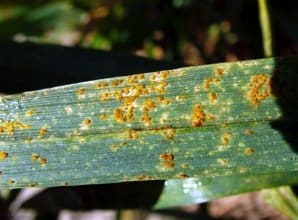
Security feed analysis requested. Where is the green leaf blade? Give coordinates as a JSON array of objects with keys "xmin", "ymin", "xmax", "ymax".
[{"xmin": 0, "ymin": 56, "xmax": 297, "ymax": 190}]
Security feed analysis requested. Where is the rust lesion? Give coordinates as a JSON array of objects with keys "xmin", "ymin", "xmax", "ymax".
[
  {"xmin": 247, "ymin": 74, "xmax": 271, "ymax": 107},
  {"xmin": 31, "ymin": 153, "xmax": 40, "ymax": 162},
  {"xmin": 39, "ymin": 127, "xmax": 48, "ymax": 137},
  {"xmin": 244, "ymin": 147, "xmax": 254, "ymax": 155},
  {"xmin": 191, "ymin": 104, "xmax": 206, "ymax": 127},
  {"xmin": 244, "ymin": 129, "xmax": 253, "ymax": 135},
  {"xmin": 178, "ymin": 172, "xmax": 188, "ymax": 179},
  {"xmin": 0, "ymin": 151, "xmax": 8, "ymax": 160},
  {"xmin": 203, "ymin": 77, "xmax": 220, "ymax": 90},
  {"xmin": 162, "ymin": 127, "xmax": 176, "ymax": 140},
  {"xmin": 215, "ymin": 68, "xmax": 224, "ymax": 76},
  {"xmin": 126, "ymin": 129, "xmax": 139, "ymax": 140},
  {"xmin": 25, "ymin": 109, "xmax": 36, "ymax": 117},
  {"xmin": 40, "ymin": 157, "xmax": 47, "ymax": 166},
  {"xmin": 159, "ymin": 152, "xmax": 175, "ymax": 169},
  {"xmin": 221, "ymin": 132, "xmax": 231, "ymax": 145},
  {"xmin": 76, "ymin": 88, "xmax": 86, "ymax": 98},
  {"xmin": 0, "ymin": 121, "xmax": 31, "ymax": 135},
  {"xmin": 209, "ymin": 92, "xmax": 217, "ymax": 103}
]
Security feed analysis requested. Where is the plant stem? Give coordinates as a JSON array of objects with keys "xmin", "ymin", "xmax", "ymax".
[{"xmin": 258, "ymin": 0, "xmax": 274, "ymax": 57}]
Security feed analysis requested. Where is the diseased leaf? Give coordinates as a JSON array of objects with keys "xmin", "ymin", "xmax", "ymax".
[{"xmin": 0, "ymin": 56, "xmax": 297, "ymax": 192}]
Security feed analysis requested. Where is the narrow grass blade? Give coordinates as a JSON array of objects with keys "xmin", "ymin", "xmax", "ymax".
[{"xmin": 0, "ymin": 56, "xmax": 297, "ymax": 191}]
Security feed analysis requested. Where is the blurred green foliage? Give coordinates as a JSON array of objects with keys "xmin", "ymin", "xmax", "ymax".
[{"xmin": 4, "ymin": 0, "xmax": 292, "ymax": 64}]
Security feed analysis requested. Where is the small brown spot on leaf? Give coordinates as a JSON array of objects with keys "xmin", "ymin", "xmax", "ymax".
[
  {"xmin": 163, "ymin": 127, "xmax": 176, "ymax": 140},
  {"xmin": 40, "ymin": 157, "xmax": 47, "ymax": 166},
  {"xmin": 31, "ymin": 153, "xmax": 40, "ymax": 161},
  {"xmin": 178, "ymin": 172, "xmax": 188, "ymax": 179},
  {"xmin": 76, "ymin": 88, "xmax": 86, "ymax": 98},
  {"xmin": 111, "ymin": 79, "xmax": 123, "ymax": 86},
  {"xmin": 203, "ymin": 77, "xmax": 220, "ymax": 90},
  {"xmin": 209, "ymin": 92, "xmax": 217, "ymax": 103},
  {"xmin": 215, "ymin": 68, "xmax": 224, "ymax": 76},
  {"xmin": 191, "ymin": 104, "xmax": 206, "ymax": 127},
  {"xmin": 94, "ymin": 81, "xmax": 107, "ymax": 89},
  {"xmin": 8, "ymin": 179, "xmax": 16, "ymax": 185},
  {"xmin": 126, "ymin": 129, "xmax": 139, "ymax": 140},
  {"xmin": 217, "ymin": 158, "xmax": 228, "ymax": 166},
  {"xmin": 39, "ymin": 127, "xmax": 48, "ymax": 137},
  {"xmin": 160, "ymin": 153, "xmax": 174, "ymax": 169},
  {"xmin": 99, "ymin": 113, "xmax": 107, "ymax": 120},
  {"xmin": 101, "ymin": 92, "xmax": 110, "ymax": 101},
  {"xmin": 110, "ymin": 144, "xmax": 118, "ymax": 152},
  {"xmin": 221, "ymin": 132, "xmax": 231, "ymax": 145},
  {"xmin": 0, "ymin": 151, "xmax": 8, "ymax": 160},
  {"xmin": 244, "ymin": 147, "xmax": 254, "ymax": 155},
  {"xmin": 81, "ymin": 118, "xmax": 92, "ymax": 129},
  {"xmin": 25, "ymin": 109, "xmax": 36, "ymax": 117},
  {"xmin": 244, "ymin": 129, "xmax": 253, "ymax": 135}
]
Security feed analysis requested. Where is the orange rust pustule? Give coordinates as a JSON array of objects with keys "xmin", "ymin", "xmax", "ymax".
[
  {"xmin": 76, "ymin": 88, "xmax": 86, "ymax": 97},
  {"xmin": 111, "ymin": 79, "xmax": 123, "ymax": 86},
  {"xmin": 99, "ymin": 113, "xmax": 107, "ymax": 120},
  {"xmin": 191, "ymin": 104, "xmax": 206, "ymax": 127},
  {"xmin": 0, "ymin": 121, "xmax": 31, "ymax": 135},
  {"xmin": 203, "ymin": 77, "xmax": 220, "ymax": 90},
  {"xmin": 25, "ymin": 109, "xmax": 36, "ymax": 117},
  {"xmin": 215, "ymin": 68, "xmax": 224, "ymax": 76},
  {"xmin": 94, "ymin": 81, "xmax": 107, "ymax": 89},
  {"xmin": 247, "ymin": 74, "xmax": 270, "ymax": 107},
  {"xmin": 244, "ymin": 147, "xmax": 254, "ymax": 155},
  {"xmin": 40, "ymin": 157, "xmax": 47, "ymax": 166},
  {"xmin": 209, "ymin": 92, "xmax": 217, "ymax": 103},
  {"xmin": 221, "ymin": 132, "xmax": 231, "ymax": 145},
  {"xmin": 244, "ymin": 129, "xmax": 253, "ymax": 135},
  {"xmin": 39, "ymin": 127, "xmax": 48, "ymax": 137},
  {"xmin": 126, "ymin": 129, "xmax": 139, "ymax": 140},
  {"xmin": 178, "ymin": 172, "xmax": 188, "ymax": 179},
  {"xmin": 160, "ymin": 153, "xmax": 175, "ymax": 169},
  {"xmin": 114, "ymin": 108, "xmax": 126, "ymax": 123},
  {"xmin": 110, "ymin": 144, "xmax": 118, "ymax": 152},
  {"xmin": 82, "ymin": 118, "xmax": 92, "ymax": 127},
  {"xmin": 0, "ymin": 151, "xmax": 8, "ymax": 160},
  {"xmin": 163, "ymin": 127, "xmax": 176, "ymax": 140},
  {"xmin": 31, "ymin": 153, "xmax": 40, "ymax": 161}
]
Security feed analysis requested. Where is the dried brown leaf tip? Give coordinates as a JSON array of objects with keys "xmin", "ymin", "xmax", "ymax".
[
  {"xmin": 191, "ymin": 104, "xmax": 206, "ymax": 127},
  {"xmin": 160, "ymin": 153, "xmax": 175, "ymax": 169},
  {"xmin": 247, "ymin": 74, "xmax": 271, "ymax": 107}
]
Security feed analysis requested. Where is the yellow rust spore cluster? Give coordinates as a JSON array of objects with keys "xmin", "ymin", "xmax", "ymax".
[
  {"xmin": 0, "ymin": 151, "xmax": 8, "ymax": 160},
  {"xmin": 221, "ymin": 132, "xmax": 231, "ymax": 145},
  {"xmin": 191, "ymin": 104, "xmax": 206, "ymax": 127},
  {"xmin": 159, "ymin": 152, "xmax": 175, "ymax": 169},
  {"xmin": 247, "ymin": 74, "xmax": 271, "ymax": 107},
  {"xmin": 93, "ymin": 71, "xmax": 172, "ymax": 128},
  {"xmin": 0, "ymin": 121, "xmax": 31, "ymax": 135}
]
